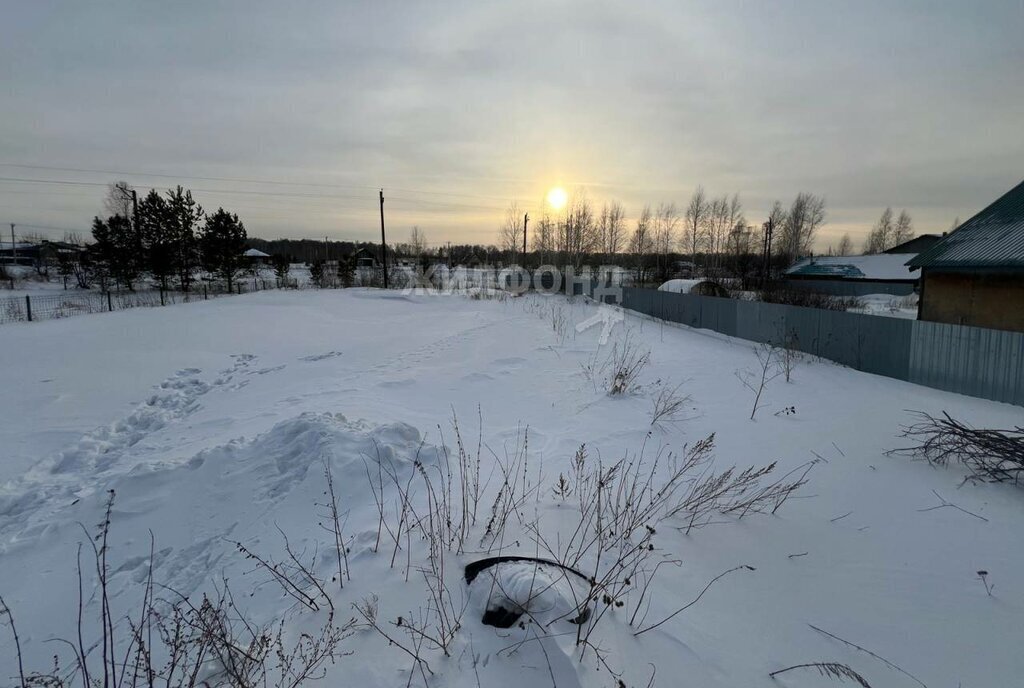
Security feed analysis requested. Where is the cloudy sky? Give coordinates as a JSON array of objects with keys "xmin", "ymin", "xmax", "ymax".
[{"xmin": 2, "ymin": 0, "xmax": 1022, "ymax": 250}]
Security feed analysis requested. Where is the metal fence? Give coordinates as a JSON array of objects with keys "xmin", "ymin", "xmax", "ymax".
[
  {"xmin": 619, "ymin": 287, "xmax": 1024, "ymax": 406},
  {"xmin": 0, "ymin": 278, "xmax": 291, "ymax": 325}
]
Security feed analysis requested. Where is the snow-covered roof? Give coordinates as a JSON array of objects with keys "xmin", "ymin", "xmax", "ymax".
[
  {"xmin": 657, "ymin": 279, "xmax": 705, "ymax": 294},
  {"xmin": 242, "ymin": 248, "xmax": 271, "ymax": 258},
  {"xmin": 786, "ymin": 253, "xmax": 918, "ymax": 281}
]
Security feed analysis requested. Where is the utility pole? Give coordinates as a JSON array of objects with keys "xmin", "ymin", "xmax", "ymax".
[
  {"xmin": 761, "ymin": 216, "xmax": 774, "ymax": 286},
  {"xmin": 522, "ymin": 213, "xmax": 528, "ymax": 259},
  {"xmin": 379, "ymin": 189, "xmax": 389, "ymax": 289},
  {"xmin": 324, "ymin": 236, "xmax": 329, "ymax": 262},
  {"xmin": 9, "ymin": 224, "xmax": 15, "ymax": 264},
  {"xmin": 131, "ymin": 188, "xmax": 141, "ymax": 264}
]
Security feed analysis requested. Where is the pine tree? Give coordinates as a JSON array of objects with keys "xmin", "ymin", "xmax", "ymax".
[
  {"xmin": 337, "ymin": 255, "xmax": 355, "ymax": 288},
  {"xmin": 309, "ymin": 259, "xmax": 326, "ymax": 287},
  {"xmin": 165, "ymin": 186, "xmax": 204, "ymax": 291},
  {"xmin": 91, "ymin": 215, "xmax": 140, "ymax": 290},
  {"xmin": 199, "ymin": 208, "xmax": 247, "ymax": 291},
  {"xmin": 138, "ymin": 190, "xmax": 176, "ymax": 290},
  {"xmin": 272, "ymin": 254, "xmax": 291, "ymax": 286}
]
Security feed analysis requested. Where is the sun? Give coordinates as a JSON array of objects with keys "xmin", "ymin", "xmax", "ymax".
[{"xmin": 546, "ymin": 186, "xmax": 568, "ymax": 211}]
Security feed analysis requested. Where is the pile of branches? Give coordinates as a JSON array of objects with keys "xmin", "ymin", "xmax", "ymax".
[{"xmin": 892, "ymin": 411, "xmax": 1024, "ymax": 485}]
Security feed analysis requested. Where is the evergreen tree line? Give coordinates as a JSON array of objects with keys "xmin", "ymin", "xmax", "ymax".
[{"xmin": 85, "ymin": 183, "xmax": 248, "ymax": 292}]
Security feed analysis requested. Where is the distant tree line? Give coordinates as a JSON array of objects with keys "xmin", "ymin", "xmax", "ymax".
[{"xmin": 495, "ymin": 189, "xmax": 828, "ymax": 286}]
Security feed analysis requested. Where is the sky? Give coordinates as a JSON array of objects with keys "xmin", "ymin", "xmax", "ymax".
[{"xmin": 2, "ymin": 0, "xmax": 1023, "ymax": 251}]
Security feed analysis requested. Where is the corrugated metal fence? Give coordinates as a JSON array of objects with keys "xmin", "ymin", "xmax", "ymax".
[{"xmin": 619, "ymin": 287, "xmax": 1024, "ymax": 406}]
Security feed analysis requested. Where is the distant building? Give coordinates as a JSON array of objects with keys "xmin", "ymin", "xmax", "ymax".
[
  {"xmin": 883, "ymin": 234, "xmax": 942, "ymax": 255},
  {"xmin": 0, "ymin": 241, "xmax": 42, "ymax": 266},
  {"xmin": 784, "ymin": 252, "xmax": 920, "ymax": 296},
  {"xmin": 908, "ymin": 179, "xmax": 1024, "ymax": 332},
  {"xmin": 1, "ymin": 240, "xmax": 85, "ymax": 268},
  {"xmin": 671, "ymin": 260, "xmax": 696, "ymax": 278}
]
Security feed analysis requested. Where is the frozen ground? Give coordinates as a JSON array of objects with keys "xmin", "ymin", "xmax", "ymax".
[{"xmin": 0, "ymin": 288, "xmax": 1021, "ymax": 687}]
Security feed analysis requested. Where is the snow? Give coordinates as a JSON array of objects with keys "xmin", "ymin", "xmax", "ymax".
[
  {"xmin": 786, "ymin": 253, "xmax": 918, "ymax": 281},
  {"xmin": 851, "ymin": 293, "xmax": 919, "ymax": 319},
  {"xmin": 243, "ymin": 248, "xmax": 271, "ymax": 258},
  {"xmin": 1, "ymin": 289, "xmax": 1022, "ymax": 687}
]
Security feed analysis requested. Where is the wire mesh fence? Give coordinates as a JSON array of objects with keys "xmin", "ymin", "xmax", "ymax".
[{"xmin": 0, "ymin": 277, "xmax": 295, "ymax": 325}]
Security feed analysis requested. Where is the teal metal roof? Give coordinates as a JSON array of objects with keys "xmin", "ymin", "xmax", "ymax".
[
  {"xmin": 788, "ymin": 262, "xmax": 864, "ymax": 278},
  {"xmin": 908, "ymin": 179, "xmax": 1024, "ymax": 270}
]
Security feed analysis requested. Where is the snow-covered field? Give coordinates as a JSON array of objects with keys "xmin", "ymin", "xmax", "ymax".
[{"xmin": 1, "ymin": 289, "xmax": 1021, "ymax": 687}]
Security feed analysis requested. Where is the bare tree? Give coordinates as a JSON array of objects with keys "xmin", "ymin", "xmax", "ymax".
[
  {"xmin": 708, "ymin": 193, "xmax": 744, "ymax": 275},
  {"xmin": 409, "ymin": 226, "xmax": 428, "ymax": 258},
  {"xmin": 683, "ymin": 187, "xmax": 708, "ymax": 268},
  {"xmin": 630, "ymin": 204, "xmax": 654, "ymax": 283},
  {"xmin": 893, "ymin": 210, "xmax": 913, "ymax": 246},
  {"xmin": 653, "ymin": 202, "xmax": 680, "ymax": 280},
  {"xmin": 777, "ymin": 192, "xmax": 825, "ymax": 264},
  {"xmin": 702, "ymin": 196, "xmax": 726, "ymax": 274},
  {"xmin": 103, "ymin": 181, "xmax": 134, "ymax": 220},
  {"xmin": 863, "ymin": 207, "xmax": 894, "ymax": 254},
  {"xmin": 532, "ymin": 213, "xmax": 556, "ymax": 262},
  {"xmin": 727, "ymin": 221, "xmax": 755, "ymax": 282},
  {"xmin": 835, "ymin": 233, "xmax": 853, "ymax": 256},
  {"xmin": 498, "ymin": 202, "xmax": 522, "ymax": 262},
  {"xmin": 598, "ymin": 201, "xmax": 626, "ymax": 256},
  {"xmin": 558, "ymin": 191, "xmax": 598, "ymax": 269}
]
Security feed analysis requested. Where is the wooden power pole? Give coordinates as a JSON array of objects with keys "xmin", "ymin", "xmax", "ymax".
[
  {"xmin": 522, "ymin": 213, "xmax": 528, "ymax": 259},
  {"xmin": 9, "ymin": 224, "xmax": 15, "ymax": 264},
  {"xmin": 379, "ymin": 189, "xmax": 389, "ymax": 289},
  {"xmin": 131, "ymin": 189, "xmax": 141, "ymax": 259}
]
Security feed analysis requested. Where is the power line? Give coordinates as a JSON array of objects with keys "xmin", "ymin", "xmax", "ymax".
[
  {"xmin": 0, "ymin": 162, "xmax": 529, "ymax": 203},
  {"xmin": 0, "ymin": 175, "xmax": 527, "ymax": 212}
]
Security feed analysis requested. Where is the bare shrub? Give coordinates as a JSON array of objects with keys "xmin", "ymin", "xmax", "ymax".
[
  {"xmin": 479, "ymin": 425, "xmax": 536, "ymax": 553},
  {"xmin": 775, "ymin": 327, "xmax": 801, "ymax": 383},
  {"xmin": 3, "ymin": 491, "xmax": 352, "ymax": 688},
  {"xmin": 233, "ymin": 525, "xmax": 336, "ymax": 614},
  {"xmin": 526, "ymin": 434, "xmax": 808, "ymax": 659},
  {"xmin": 736, "ymin": 343, "xmax": 783, "ymax": 419},
  {"xmin": 758, "ymin": 286, "xmax": 861, "ymax": 311},
  {"xmin": 353, "ymin": 596, "xmax": 433, "ymax": 681},
  {"xmin": 550, "ymin": 304, "xmax": 567, "ymax": 340},
  {"xmin": 650, "ymin": 381, "xmax": 692, "ymax": 426},
  {"xmin": 607, "ymin": 331, "xmax": 650, "ymax": 395},
  {"xmin": 318, "ymin": 461, "xmax": 350, "ymax": 589},
  {"xmin": 890, "ymin": 411, "xmax": 1024, "ymax": 485}
]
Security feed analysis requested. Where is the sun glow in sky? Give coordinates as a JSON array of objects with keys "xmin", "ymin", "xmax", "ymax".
[
  {"xmin": 2, "ymin": 2, "xmax": 1022, "ymax": 248},
  {"xmin": 546, "ymin": 187, "xmax": 568, "ymax": 211}
]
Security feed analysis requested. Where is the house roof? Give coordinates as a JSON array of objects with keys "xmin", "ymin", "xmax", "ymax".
[
  {"xmin": 883, "ymin": 234, "xmax": 941, "ymax": 255},
  {"xmin": 242, "ymin": 248, "xmax": 270, "ymax": 258},
  {"xmin": 908, "ymin": 179, "xmax": 1024, "ymax": 270},
  {"xmin": 786, "ymin": 253, "xmax": 918, "ymax": 281}
]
